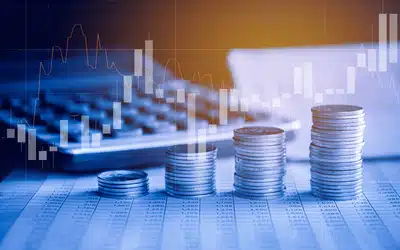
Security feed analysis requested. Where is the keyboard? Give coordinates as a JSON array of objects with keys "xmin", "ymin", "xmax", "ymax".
[{"xmin": 0, "ymin": 64, "xmax": 299, "ymax": 172}]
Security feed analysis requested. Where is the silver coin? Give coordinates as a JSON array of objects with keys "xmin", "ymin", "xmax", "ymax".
[
  {"xmin": 310, "ymin": 148, "xmax": 363, "ymax": 156},
  {"xmin": 165, "ymin": 171, "xmax": 215, "ymax": 178},
  {"xmin": 310, "ymin": 178, "xmax": 363, "ymax": 188},
  {"xmin": 98, "ymin": 181, "xmax": 148, "ymax": 190},
  {"xmin": 310, "ymin": 153, "xmax": 362, "ymax": 161},
  {"xmin": 166, "ymin": 163, "xmax": 216, "ymax": 171},
  {"xmin": 166, "ymin": 187, "xmax": 216, "ymax": 196},
  {"xmin": 233, "ymin": 181, "xmax": 285, "ymax": 190},
  {"xmin": 98, "ymin": 185, "xmax": 149, "ymax": 194},
  {"xmin": 234, "ymin": 146, "xmax": 286, "ymax": 155},
  {"xmin": 166, "ymin": 152, "xmax": 217, "ymax": 159},
  {"xmin": 234, "ymin": 140, "xmax": 285, "ymax": 147},
  {"xmin": 310, "ymin": 152, "xmax": 363, "ymax": 160},
  {"xmin": 98, "ymin": 189, "xmax": 148, "ymax": 197},
  {"xmin": 313, "ymin": 113, "xmax": 365, "ymax": 121},
  {"xmin": 312, "ymin": 105, "xmax": 364, "ymax": 115},
  {"xmin": 311, "ymin": 188, "xmax": 363, "ymax": 197},
  {"xmin": 310, "ymin": 158, "xmax": 363, "ymax": 166},
  {"xmin": 166, "ymin": 164, "xmax": 215, "ymax": 172},
  {"xmin": 309, "ymin": 147, "xmax": 363, "ymax": 156},
  {"xmin": 166, "ymin": 179, "xmax": 215, "ymax": 187},
  {"xmin": 310, "ymin": 166, "xmax": 363, "ymax": 175},
  {"xmin": 311, "ymin": 135, "xmax": 364, "ymax": 143},
  {"xmin": 166, "ymin": 164, "xmax": 216, "ymax": 171},
  {"xmin": 166, "ymin": 184, "xmax": 216, "ymax": 192},
  {"xmin": 167, "ymin": 143, "xmax": 217, "ymax": 156},
  {"xmin": 235, "ymin": 157, "xmax": 286, "ymax": 165},
  {"xmin": 311, "ymin": 185, "xmax": 363, "ymax": 194},
  {"xmin": 311, "ymin": 132, "xmax": 365, "ymax": 140},
  {"xmin": 166, "ymin": 190, "xmax": 216, "ymax": 199},
  {"xmin": 311, "ymin": 133, "xmax": 364, "ymax": 142},
  {"xmin": 234, "ymin": 179, "xmax": 284, "ymax": 188},
  {"xmin": 166, "ymin": 182, "xmax": 215, "ymax": 191},
  {"xmin": 166, "ymin": 165, "xmax": 215, "ymax": 173},
  {"xmin": 311, "ymin": 139, "xmax": 365, "ymax": 148},
  {"xmin": 234, "ymin": 173, "xmax": 283, "ymax": 183},
  {"xmin": 166, "ymin": 152, "xmax": 217, "ymax": 160},
  {"xmin": 312, "ymin": 115, "xmax": 366, "ymax": 122},
  {"xmin": 234, "ymin": 183, "xmax": 285, "ymax": 192},
  {"xmin": 234, "ymin": 190, "xmax": 285, "ymax": 200},
  {"xmin": 165, "ymin": 174, "xmax": 215, "ymax": 183},
  {"xmin": 234, "ymin": 126, "xmax": 285, "ymax": 137},
  {"xmin": 311, "ymin": 172, "xmax": 363, "ymax": 182},
  {"xmin": 311, "ymin": 126, "xmax": 365, "ymax": 134},
  {"xmin": 235, "ymin": 172, "xmax": 285, "ymax": 181},
  {"xmin": 310, "ymin": 156, "xmax": 362, "ymax": 164},
  {"xmin": 98, "ymin": 192, "xmax": 149, "ymax": 199},
  {"xmin": 235, "ymin": 164, "xmax": 286, "ymax": 173},
  {"xmin": 311, "ymin": 190, "xmax": 363, "ymax": 201},
  {"xmin": 235, "ymin": 152, "xmax": 286, "ymax": 159},
  {"xmin": 97, "ymin": 179, "xmax": 149, "ymax": 188},
  {"xmin": 312, "ymin": 124, "xmax": 366, "ymax": 132},
  {"xmin": 97, "ymin": 170, "xmax": 148, "ymax": 185},
  {"xmin": 165, "ymin": 176, "xmax": 215, "ymax": 185},
  {"xmin": 310, "ymin": 142, "xmax": 364, "ymax": 151},
  {"xmin": 312, "ymin": 116, "xmax": 366, "ymax": 124},
  {"xmin": 235, "ymin": 154, "xmax": 286, "ymax": 163},
  {"xmin": 234, "ymin": 142, "xmax": 285, "ymax": 149},
  {"xmin": 310, "ymin": 164, "xmax": 363, "ymax": 171}
]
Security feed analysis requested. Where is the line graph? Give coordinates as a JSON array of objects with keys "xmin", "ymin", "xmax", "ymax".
[{"xmin": 32, "ymin": 24, "xmax": 216, "ymax": 125}]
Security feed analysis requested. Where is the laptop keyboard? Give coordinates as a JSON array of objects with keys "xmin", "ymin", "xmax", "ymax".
[{"xmin": 0, "ymin": 79, "xmax": 298, "ymax": 170}]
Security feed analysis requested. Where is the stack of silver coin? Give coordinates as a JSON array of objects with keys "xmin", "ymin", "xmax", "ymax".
[
  {"xmin": 310, "ymin": 105, "xmax": 365, "ymax": 200},
  {"xmin": 233, "ymin": 127, "xmax": 287, "ymax": 200},
  {"xmin": 97, "ymin": 170, "xmax": 149, "ymax": 198},
  {"xmin": 165, "ymin": 144, "xmax": 217, "ymax": 198}
]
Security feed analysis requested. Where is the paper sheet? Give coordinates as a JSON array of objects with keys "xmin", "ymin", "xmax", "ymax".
[{"xmin": 0, "ymin": 158, "xmax": 399, "ymax": 250}]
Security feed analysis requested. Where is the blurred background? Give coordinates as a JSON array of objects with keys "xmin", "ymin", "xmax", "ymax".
[{"xmin": 1, "ymin": 0, "xmax": 400, "ymax": 88}]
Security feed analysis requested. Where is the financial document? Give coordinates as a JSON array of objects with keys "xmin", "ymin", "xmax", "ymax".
[{"xmin": 0, "ymin": 158, "xmax": 399, "ymax": 250}]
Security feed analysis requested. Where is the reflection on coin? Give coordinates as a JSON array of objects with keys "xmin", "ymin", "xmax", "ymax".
[
  {"xmin": 166, "ymin": 143, "xmax": 217, "ymax": 198},
  {"xmin": 98, "ymin": 170, "xmax": 148, "ymax": 185},
  {"xmin": 310, "ymin": 105, "xmax": 365, "ymax": 201},
  {"xmin": 97, "ymin": 170, "xmax": 149, "ymax": 198},
  {"xmin": 233, "ymin": 126, "xmax": 287, "ymax": 200}
]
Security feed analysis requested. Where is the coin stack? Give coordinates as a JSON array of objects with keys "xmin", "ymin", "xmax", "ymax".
[
  {"xmin": 310, "ymin": 105, "xmax": 366, "ymax": 200},
  {"xmin": 233, "ymin": 127, "xmax": 287, "ymax": 200},
  {"xmin": 97, "ymin": 170, "xmax": 149, "ymax": 198},
  {"xmin": 165, "ymin": 144, "xmax": 217, "ymax": 198}
]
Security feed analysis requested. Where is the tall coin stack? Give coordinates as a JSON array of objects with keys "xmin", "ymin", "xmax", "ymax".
[
  {"xmin": 310, "ymin": 105, "xmax": 365, "ymax": 200},
  {"xmin": 233, "ymin": 127, "xmax": 287, "ymax": 200},
  {"xmin": 97, "ymin": 170, "xmax": 149, "ymax": 198},
  {"xmin": 165, "ymin": 144, "xmax": 217, "ymax": 198}
]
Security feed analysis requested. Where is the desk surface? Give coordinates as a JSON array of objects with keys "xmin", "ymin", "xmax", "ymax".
[{"xmin": 0, "ymin": 158, "xmax": 400, "ymax": 250}]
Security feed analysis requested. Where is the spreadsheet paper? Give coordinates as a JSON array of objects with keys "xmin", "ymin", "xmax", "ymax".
[{"xmin": 0, "ymin": 158, "xmax": 399, "ymax": 250}]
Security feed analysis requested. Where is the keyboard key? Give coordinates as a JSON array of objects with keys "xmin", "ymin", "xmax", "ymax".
[
  {"xmin": 121, "ymin": 107, "xmax": 139, "ymax": 125},
  {"xmin": 144, "ymin": 103, "xmax": 171, "ymax": 119},
  {"xmin": 165, "ymin": 111, "xmax": 187, "ymax": 123},
  {"xmin": 176, "ymin": 119, "xmax": 209, "ymax": 131},
  {"xmin": 135, "ymin": 114, "xmax": 157, "ymax": 126},
  {"xmin": 65, "ymin": 103, "xmax": 91, "ymax": 116},
  {"xmin": 143, "ymin": 121, "xmax": 176, "ymax": 134}
]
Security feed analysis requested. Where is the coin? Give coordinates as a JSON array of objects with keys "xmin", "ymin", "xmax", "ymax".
[
  {"xmin": 165, "ymin": 143, "xmax": 217, "ymax": 199},
  {"xmin": 97, "ymin": 170, "xmax": 148, "ymax": 185}
]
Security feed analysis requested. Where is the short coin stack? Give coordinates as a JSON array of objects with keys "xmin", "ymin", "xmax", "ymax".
[
  {"xmin": 310, "ymin": 105, "xmax": 366, "ymax": 200},
  {"xmin": 233, "ymin": 127, "xmax": 287, "ymax": 200},
  {"xmin": 97, "ymin": 170, "xmax": 149, "ymax": 198},
  {"xmin": 165, "ymin": 144, "xmax": 217, "ymax": 198}
]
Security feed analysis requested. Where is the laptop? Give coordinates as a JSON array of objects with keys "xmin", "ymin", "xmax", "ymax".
[
  {"xmin": 0, "ymin": 51, "xmax": 299, "ymax": 172},
  {"xmin": 228, "ymin": 43, "xmax": 400, "ymax": 160}
]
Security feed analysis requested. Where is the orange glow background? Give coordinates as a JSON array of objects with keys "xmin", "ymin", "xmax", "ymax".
[
  {"xmin": 116, "ymin": 0, "xmax": 399, "ymax": 88},
  {"xmin": 4, "ymin": 0, "xmax": 398, "ymax": 88}
]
